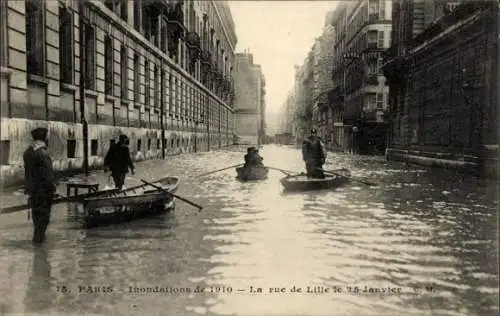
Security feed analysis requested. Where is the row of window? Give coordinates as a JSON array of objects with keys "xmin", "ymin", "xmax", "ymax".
[
  {"xmin": 0, "ymin": 135, "xmax": 222, "ymax": 165},
  {"xmin": 346, "ymin": 0, "xmax": 386, "ymax": 44},
  {"xmin": 22, "ymin": 1, "xmax": 232, "ymax": 109},
  {"xmin": 119, "ymin": 0, "xmax": 233, "ymax": 87}
]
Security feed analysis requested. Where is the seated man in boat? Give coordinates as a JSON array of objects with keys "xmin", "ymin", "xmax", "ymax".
[
  {"xmin": 104, "ymin": 134, "xmax": 135, "ymax": 190},
  {"xmin": 243, "ymin": 147, "xmax": 264, "ymax": 168},
  {"xmin": 302, "ymin": 128, "xmax": 326, "ymax": 178},
  {"xmin": 244, "ymin": 147, "xmax": 254, "ymax": 168}
]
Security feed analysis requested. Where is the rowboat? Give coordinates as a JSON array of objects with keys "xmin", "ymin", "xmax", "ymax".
[
  {"xmin": 280, "ymin": 168, "xmax": 351, "ymax": 192},
  {"xmin": 236, "ymin": 166, "xmax": 269, "ymax": 181},
  {"xmin": 81, "ymin": 177, "xmax": 179, "ymax": 228}
]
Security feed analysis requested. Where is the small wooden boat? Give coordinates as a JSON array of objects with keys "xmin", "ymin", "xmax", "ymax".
[
  {"xmin": 280, "ymin": 168, "xmax": 351, "ymax": 192},
  {"xmin": 236, "ymin": 166, "xmax": 269, "ymax": 181},
  {"xmin": 81, "ymin": 177, "xmax": 179, "ymax": 227}
]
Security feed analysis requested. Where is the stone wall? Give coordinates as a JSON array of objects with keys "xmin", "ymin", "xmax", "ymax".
[
  {"xmin": 385, "ymin": 3, "xmax": 498, "ymax": 177},
  {"xmin": 0, "ymin": 117, "xmax": 223, "ymax": 187}
]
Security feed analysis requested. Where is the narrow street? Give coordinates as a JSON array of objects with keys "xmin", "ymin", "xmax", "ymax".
[{"xmin": 0, "ymin": 145, "xmax": 497, "ymax": 316}]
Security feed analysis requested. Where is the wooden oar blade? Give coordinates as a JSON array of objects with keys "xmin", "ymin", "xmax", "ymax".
[
  {"xmin": 140, "ymin": 179, "xmax": 203, "ymax": 210},
  {"xmin": 196, "ymin": 163, "xmax": 243, "ymax": 177},
  {"xmin": 1, "ymin": 189, "xmax": 120, "ymax": 215},
  {"xmin": 267, "ymin": 166, "xmax": 300, "ymax": 176},
  {"xmin": 322, "ymin": 169, "xmax": 377, "ymax": 186}
]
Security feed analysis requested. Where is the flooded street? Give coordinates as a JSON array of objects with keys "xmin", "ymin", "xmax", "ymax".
[{"xmin": 0, "ymin": 145, "xmax": 498, "ymax": 316}]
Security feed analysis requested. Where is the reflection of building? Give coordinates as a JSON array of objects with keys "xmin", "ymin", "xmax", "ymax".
[
  {"xmin": 383, "ymin": 1, "xmax": 498, "ymax": 176},
  {"xmin": 233, "ymin": 53, "xmax": 265, "ymax": 145},
  {"xmin": 0, "ymin": 0, "xmax": 237, "ymax": 186}
]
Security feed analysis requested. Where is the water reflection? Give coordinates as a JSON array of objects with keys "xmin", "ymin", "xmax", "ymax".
[
  {"xmin": 24, "ymin": 246, "xmax": 53, "ymax": 313},
  {"xmin": 0, "ymin": 145, "xmax": 497, "ymax": 316}
]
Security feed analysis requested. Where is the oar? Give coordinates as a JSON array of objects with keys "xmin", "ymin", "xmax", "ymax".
[
  {"xmin": 321, "ymin": 169, "xmax": 377, "ymax": 186},
  {"xmin": 267, "ymin": 166, "xmax": 302, "ymax": 176},
  {"xmin": 0, "ymin": 189, "xmax": 120, "ymax": 215},
  {"xmin": 196, "ymin": 163, "xmax": 244, "ymax": 177},
  {"xmin": 140, "ymin": 179, "xmax": 203, "ymax": 211}
]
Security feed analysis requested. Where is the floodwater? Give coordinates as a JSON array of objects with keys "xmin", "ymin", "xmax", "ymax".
[{"xmin": 0, "ymin": 145, "xmax": 498, "ymax": 316}]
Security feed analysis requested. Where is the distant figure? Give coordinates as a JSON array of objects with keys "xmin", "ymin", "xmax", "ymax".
[
  {"xmin": 23, "ymin": 127, "xmax": 57, "ymax": 244},
  {"xmin": 302, "ymin": 128, "xmax": 327, "ymax": 178},
  {"xmin": 104, "ymin": 134, "xmax": 135, "ymax": 190},
  {"xmin": 244, "ymin": 147, "xmax": 264, "ymax": 168}
]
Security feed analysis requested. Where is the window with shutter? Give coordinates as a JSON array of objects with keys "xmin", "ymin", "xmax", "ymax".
[
  {"xmin": 367, "ymin": 30, "xmax": 378, "ymax": 48},
  {"xmin": 145, "ymin": 60, "xmax": 150, "ymax": 106},
  {"xmin": 104, "ymin": 35, "xmax": 114, "ymax": 95},
  {"xmin": 84, "ymin": 23, "xmax": 96, "ymax": 90},
  {"xmin": 121, "ymin": 46, "xmax": 128, "ymax": 99},
  {"xmin": 376, "ymin": 93, "xmax": 384, "ymax": 109},
  {"xmin": 59, "ymin": 7, "xmax": 73, "ymax": 84},
  {"xmin": 378, "ymin": 30, "xmax": 385, "ymax": 48},
  {"xmin": 0, "ymin": 1, "xmax": 8, "ymax": 67},
  {"xmin": 26, "ymin": 0, "xmax": 45, "ymax": 76}
]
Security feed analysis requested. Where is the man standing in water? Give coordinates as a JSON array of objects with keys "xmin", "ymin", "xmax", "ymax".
[
  {"xmin": 104, "ymin": 134, "xmax": 135, "ymax": 190},
  {"xmin": 23, "ymin": 127, "xmax": 57, "ymax": 244},
  {"xmin": 302, "ymin": 128, "xmax": 327, "ymax": 178}
]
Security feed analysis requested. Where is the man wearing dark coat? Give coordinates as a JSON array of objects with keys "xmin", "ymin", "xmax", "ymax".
[
  {"xmin": 104, "ymin": 134, "xmax": 135, "ymax": 190},
  {"xmin": 23, "ymin": 127, "xmax": 57, "ymax": 243},
  {"xmin": 244, "ymin": 147, "xmax": 264, "ymax": 168},
  {"xmin": 302, "ymin": 128, "xmax": 327, "ymax": 178}
]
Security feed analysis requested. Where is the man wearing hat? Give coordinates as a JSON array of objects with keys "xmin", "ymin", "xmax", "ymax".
[
  {"xmin": 302, "ymin": 128, "xmax": 327, "ymax": 178},
  {"xmin": 104, "ymin": 134, "xmax": 135, "ymax": 190},
  {"xmin": 23, "ymin": 127, "xmax": 57, "ymax": 243}
]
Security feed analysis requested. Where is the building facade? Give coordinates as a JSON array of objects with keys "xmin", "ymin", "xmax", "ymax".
[
  {"xmin": 383, "ymin": 1, "xmax": 498, "ymax": 176},
  {"xmin": 330, "ymin": 0, "xmax": 393, "ymax": 154},
  {"xmin": 233, "ymin": 53, "xmax": 265, "ymax": 145},
  {"xmin": 0, "ymin": 0, "xmax": 237, "ymax": 186}
]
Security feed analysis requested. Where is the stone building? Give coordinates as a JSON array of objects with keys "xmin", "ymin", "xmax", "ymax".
[
  {"xmin": 383, "ymin": 1, "xmax": 498, "ymax": 176},
  {"xmin": 330, "ymin": 0, "xmax": 393, "ymax": 154},
  {"xmin": 0, "ymin": 0, "xmax": 237, "ymax": 186},
  {"xmin": 233, "ymin": 53, "xmax": 265, "ymax": 145}
]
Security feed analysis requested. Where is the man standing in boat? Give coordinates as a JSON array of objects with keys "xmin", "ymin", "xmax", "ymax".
[
  {"xmin": 302, "ymin": 128, "xmax": 327, "ymax": 178},
  {"xmin": 23, "ymin": 127, "xmax": 57, "ymax": 244},
  {"xmin": 104, "ymin": 134, "xmax": 135, "ymax": 190}
]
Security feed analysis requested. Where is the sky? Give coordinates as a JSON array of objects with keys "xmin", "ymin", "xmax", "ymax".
[{"xmin": 228, "ymin": 0, "xmax": 338, "ymax": 132}]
